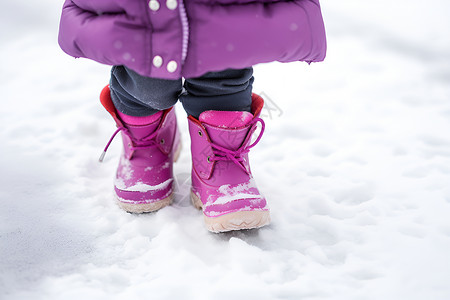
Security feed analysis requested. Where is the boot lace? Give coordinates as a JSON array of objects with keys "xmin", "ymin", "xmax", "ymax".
[
  {"xmin": 99, "ymin": 126, "xmax": 159, "ymax": 162},
  {"xmin": 209, "ymin": 117, "xmax": 265, "ymax": 174}
]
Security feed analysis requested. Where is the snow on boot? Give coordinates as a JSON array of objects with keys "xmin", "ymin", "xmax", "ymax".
[
  {"xmin": 188, "ymin": 94, "xmax": 270, "ymax": 232},
  {"xmin": 99, "ymin": 86, "xmax": 181, "ymax": 213}
]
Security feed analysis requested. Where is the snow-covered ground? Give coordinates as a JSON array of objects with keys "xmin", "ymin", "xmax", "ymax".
[{"xmin": 1, "ymin": 1, "xmax": 450, "ymax": 299}]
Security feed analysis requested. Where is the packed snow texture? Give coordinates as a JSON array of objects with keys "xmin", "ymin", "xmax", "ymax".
[{"xmin": 1, "ymin": 0, "xmax": 450, "ymax": 299}]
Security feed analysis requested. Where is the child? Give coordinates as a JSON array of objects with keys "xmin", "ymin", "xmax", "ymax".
[{"xmin": 58, "ymin": 0, "xmax": 326, "ymax": 232}]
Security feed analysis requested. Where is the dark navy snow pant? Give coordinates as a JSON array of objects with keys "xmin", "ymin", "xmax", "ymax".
[{"xmin": 109, "ymin": 66, "xmax": 254, "ymax": 119}]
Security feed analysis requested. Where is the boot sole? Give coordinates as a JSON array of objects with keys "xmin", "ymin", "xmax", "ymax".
[
  {"xmin": 190, "ymin": 191, "xmax": 270, "ymax": 233},
  {"xmin": 116, "ymin": 193, "xmax": 173, "ymax": 213},
  {"xmin": 115, "ymin": 142, "xmax": 182, "ymax": 214}
]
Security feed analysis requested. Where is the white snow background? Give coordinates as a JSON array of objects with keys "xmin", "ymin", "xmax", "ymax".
[{"xmin": 1, "ymin": 0, "xmax": 450, "ymax": 299}]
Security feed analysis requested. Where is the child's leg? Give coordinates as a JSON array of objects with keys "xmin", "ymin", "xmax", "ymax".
[
  {"xmin": 110, "ymin": 65, "xmax": 182, "ymax": 117},
  {"xmin": 100, "ymin": 66, "xmax": 182, "ymax": 213},
  {"xmin": 180, "ymin": 68, "xmax": 253, "ymax": 118}
]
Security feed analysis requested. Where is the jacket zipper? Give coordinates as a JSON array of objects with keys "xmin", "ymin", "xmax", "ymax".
[{"xmin": 178, "ymin": 0, "xmax": 189, "ymax": 63}]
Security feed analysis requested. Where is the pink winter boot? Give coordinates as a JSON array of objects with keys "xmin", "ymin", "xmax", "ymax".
[
  {"xmin": 99, "ymin": 86, "xmax": 181, "ymax": 213},
  {"xmin": 188, "ymin": 94, "xmax": 270, "ymax": 232}
]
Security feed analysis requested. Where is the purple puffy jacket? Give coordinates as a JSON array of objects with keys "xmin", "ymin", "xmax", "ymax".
[{"xmin": 58, "ymin": 0, "xmax": 326, "ymax": 79}]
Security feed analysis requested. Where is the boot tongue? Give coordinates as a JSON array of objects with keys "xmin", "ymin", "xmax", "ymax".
[
  {"xmin": 126, "ymin": 122, "xmax": 160, "ymax": 141},
  {"xmin": 117, "ymin": 110, "xmax": 163, "ymax": 140},
  {"xmin": 118, "ymin": 110, "xmax": 163, "ymax": 126},
  {"xmin": 199, "ymin": 111, "xmax": 253, "ymax": 128},
  {"xmin": 199, "ymin": 110, "xmax": 254, "ymax": 150},
  {"xmin": 120, "ymin": 115, "xmax": 162, "ymax": 141}
]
